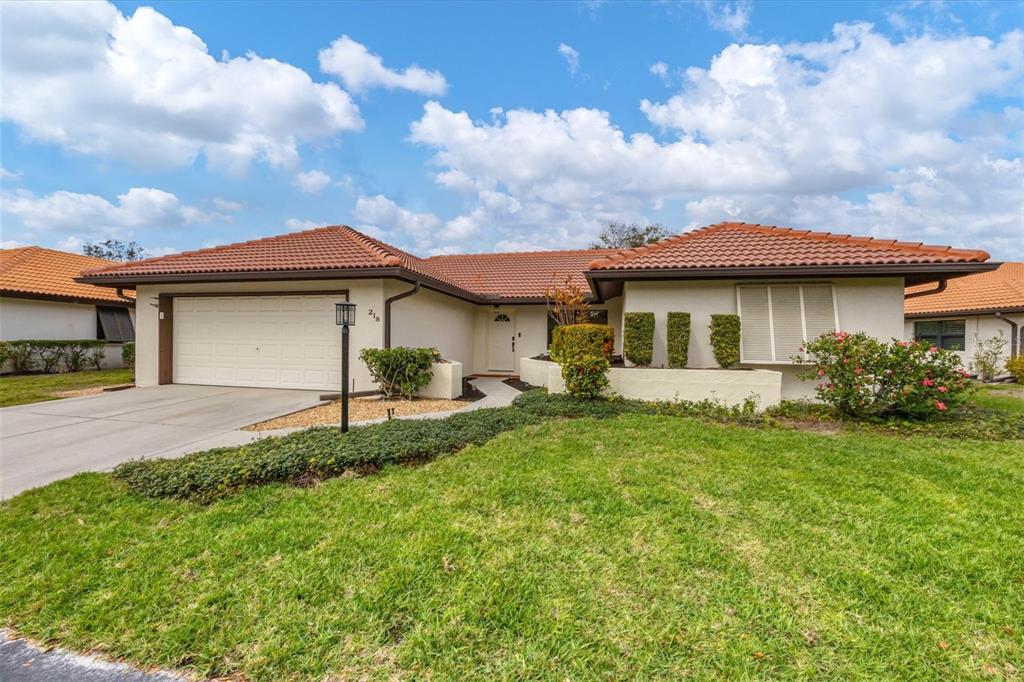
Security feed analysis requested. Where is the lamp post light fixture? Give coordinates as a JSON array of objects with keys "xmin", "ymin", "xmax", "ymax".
[{"xmin": 335, "ymin": 302, "xmax": 356, "ymax": 433}]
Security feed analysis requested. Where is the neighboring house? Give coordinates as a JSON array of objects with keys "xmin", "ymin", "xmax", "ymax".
[
  {"xmin": 905, "ymin": 262, "xmax": 1022, "ymax": 372},
  {"xmin": 77, "ymin": 222, "xmax": 993, "ymax": 399},
  {"xmin": 0, "ymin": 246, "xmax": 136, "ymax": 368}
]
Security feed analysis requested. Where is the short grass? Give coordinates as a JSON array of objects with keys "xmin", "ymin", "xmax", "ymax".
[
  {"xmin": 0, "ymin": 368, "xmax": 134, "ymax": 408},
  {"xmin": 970, "ymin": 384, "xmax": 1024, "ymax": 416},
  {"xmin": 2, "ymin": 417, "xmax": 1021, "ymax": 680}
]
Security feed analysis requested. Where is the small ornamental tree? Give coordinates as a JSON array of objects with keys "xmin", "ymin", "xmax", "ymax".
[
  {"xmin": 666, "ymin": 312, "xmax": 691, "ymax": 368},
  {"xmin": 359, "ymin": 347, "xmax": 441, "ymax": 400},
  {"xmin": 623, "ymin": 312, "xmax": 655, "ymax": 366},
  {"xmin": 971, "ymin": 331, "xmax": 1006, "ymax": 382},
  {"xmin": 800, "ymin": 331, "xmax": 971, "ymax": 418},
  {"xmin": 551, "ymin": 324, "xmax": 614, "ymax": 363},
  {"xmin": 544, "ymin": 274, "xmax": 590, "ymax": 327},
  {"xmin": 709, "ymin": 315, "xmax": 741, "ymax": 368},
  {"xmin": 561, "ymin": 354, "xmax": 610, "ymax": 399}
]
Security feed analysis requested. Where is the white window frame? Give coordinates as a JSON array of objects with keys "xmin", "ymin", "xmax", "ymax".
[{"xmin": 735, "ymin": 283, "xmax": 840, "ymax": 365}]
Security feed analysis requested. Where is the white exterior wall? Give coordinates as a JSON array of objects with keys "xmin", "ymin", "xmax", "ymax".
[
  {"xmin": 387, "ymin": 283, "xmax": 476, "ymax": 369},
  {"xmin": 904, "ymin": 313, "xmax": 1023, "ymax": 374},
  {"xmin": 0, "ymin": 297, "xmax": 98, "ymax": 340},
  {"xmin": 621, "ymin": 277, "xmax": 906, "ymax": 400},
  {"xmin": 134, "ymin": 280, "xmax": 386, "ymax": 391}
]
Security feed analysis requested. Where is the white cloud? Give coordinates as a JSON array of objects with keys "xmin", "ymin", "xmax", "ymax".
[
  {"xmin": 649, "ymin": 61, "xmax": 670, "ymax": 85},
  {"xmin": 407, "ymin": 25, "xmax": 1024, "ymax": 257},
  {"xmin": 212, "ymin": 197, "xmax": 244, "ymax": 212},
  {"xmin": 318, "ymin": 35, "xmax": 447, "ymax": 95},
  {"xmin": 0, "ymin": 240, "xmax": 31, "ymax": 249},
  {"xmin": 0, "ymin": 165, "xmax": 21, "ymax": 181},
  {"xmin": 292, "ymin": 170, "xmax": 333, "ymax": 194},
  {"xmin": 702, "ymin": 1, "xmax": 752, "ymax": 39},
  {"xmin": 558, "ymin": 43, "xmax": 580, "ymax": 76},
  {"xmin": 352, "ymin": 195, "xmax": 441, "ymax": 248},
  {"xmin": 3, "ymin": 187, "xmax": 207, "ymax": 246},
  {"xmin": 285, "ymin": 218, "xmax": 324, "ymax": 231},
  {"xmin": 1, "ymin": 1, "xmax": 363, "ymax": 174}
]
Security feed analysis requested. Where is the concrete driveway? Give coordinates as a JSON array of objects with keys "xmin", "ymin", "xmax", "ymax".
[{"xmin": 0, "ymin": 385, "xmax": 325, "ymax": 499}]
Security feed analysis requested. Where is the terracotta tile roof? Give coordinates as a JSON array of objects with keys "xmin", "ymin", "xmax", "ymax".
[
  {"xmin": 427, "ymin": 249, "xmax": 618, "ymax": 299},
  {"xmin": 587, "ymin": 222, "xmax": 991, "ymax": 270},
  {"xmin": 0, "ymin": 246, "xmax": 134, "ymax": 305},
  {"xmin": 905, "ymin": 262, "xmax": 1024, "ymax": 316}
]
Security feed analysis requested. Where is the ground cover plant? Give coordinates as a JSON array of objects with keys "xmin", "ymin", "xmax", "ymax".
[
  {"xmin": 0, "ymin": 368, "xmax": 134, "ymax": 408},
  {"xmin": 2, "ymin": 414, "xmax": 1021, "ymax": 681}
]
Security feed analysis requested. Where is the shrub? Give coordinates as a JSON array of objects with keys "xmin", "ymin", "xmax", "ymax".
[
  {"xmin": 1007, "ymin": 355, "xmax": 1024, "ymax": 383},
  {"xmin": 623, "ymin": 312, "xmax": 655, "ymax": 366},
  {"xmin": 666, "ymin": 312, "xmax": 691, "ymax": 368},
  {"xmin": 114, "ymin": 406, "xmax": 542, "ymax": 502},
  {"xmin": 87, "ymin": 345, "xmax": 105, "ymax": 371},
  {"xmin": 121, "ymin": 342, "xmax": 136, "ymax": 370},
  {"xmin": 971, "ymin": 331, "xmax": 1006, "ymax": 382},
  {"xmin": 359, "ymin": 346, "xmax": 441, "ymax": 399},
  {"xmin": 561, "ymin": 355, "xmax": 610, "ymax": 399},
  {"xmin": 801, "ymin": 331, "xmax": 971, "ymax": 418},
  {"xmin": 33, "ymin": 342, "xmax": 68, "ymax": 373},
  {"xmin": 544, "ymin": 274, "xmax": 590, "ymax": 326},
  {"xmin": 0, "ymin": 342, "xmax": 11, "ymax": 370},
  {"xmin": 63, "ymin": 341, "xmax": 105, "ymax": 372},
  {"xmin": 551, "ymin": 323, "xmax": 614, "ymax": 363},
  {"xmin": 709, "ymin": 315, "xmax": 741, "ymax": 368},
  {"xmin": 3, "ymin": 341, "xmax": 35, "ymax": 372}
]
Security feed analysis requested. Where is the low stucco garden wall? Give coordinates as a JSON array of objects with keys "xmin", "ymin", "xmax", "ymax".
[
  {"xmin": 417, "ymin": 361, "xmax": 463, "ymax": 400},
  {"xmin": 525, "ymin": 358, "xmax": 782, "ymax": 409}
]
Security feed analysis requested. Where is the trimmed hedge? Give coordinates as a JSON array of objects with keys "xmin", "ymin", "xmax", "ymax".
[
  {"xmin": 623, "ymin": 312, "xmax": 655, "ymax": 366},
  {"xmin": 359, "ymin": 346, "xmax": 441, "ymax": 399},
  {"xmin": 709, "ymin": 315, "xmax": 741, "ymax": 368},
  {"xmin": 561, "ymin": 354, "xmax": 610, "ymax": 398},
  {"xmin": 551, "ymin": 323, "xmax": 614, "ymax": 363},
  {"xmin": 666, "ymin": 312, "xmax": 691, "ymax": 368},
  {"xmin": 0, "ymin": 339, "xmax": 107, "ymax": 373}
]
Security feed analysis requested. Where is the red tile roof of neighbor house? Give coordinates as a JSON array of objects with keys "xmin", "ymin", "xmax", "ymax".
[
  {"xmin": 586, "ymin": 222, "xmax": 992, "ymax": 270},
  {"xmin": 905, "ymin": 262, "xmax": 1024, "ymax": 316},
  {"xmin": 0, "ymin": 246, "xmax": 134, "ymax": 305},
  {"xmin": 78, "ymin": 222, "xmax": 993, "ymax": 300}
]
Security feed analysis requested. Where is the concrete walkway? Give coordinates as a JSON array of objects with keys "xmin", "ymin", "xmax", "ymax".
[
  {"xmin": 1, "ymin": 631, "xmax": 185, "ymax": 682},
  {"xmin": 0, "ymin": 385, "xmax": 324, "ymax": 499}
]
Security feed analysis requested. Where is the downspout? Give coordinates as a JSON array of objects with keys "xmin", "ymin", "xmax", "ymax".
[
  {"xmin": 994, "ymin": 312, "xmax": 1019, "ymax": 359},
  {"xmin": 904, "ymin": 279, "xmax": 947, "ymax": 299},
  {"xmin": 384, "ymin": 282, "xmax": 420, "ymax": 348},
  {"xmin": 116, "ymin": 287, "xmax": 135, "ymax": 303}
]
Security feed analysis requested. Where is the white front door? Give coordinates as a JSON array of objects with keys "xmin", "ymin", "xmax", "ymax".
[
  {"xmin": 488, "ymin": 312, "xmax": 515, "ymax": 372},
  {"xmin": 173, "ymin": 294, "xmax": 342, "ymax": 390}
]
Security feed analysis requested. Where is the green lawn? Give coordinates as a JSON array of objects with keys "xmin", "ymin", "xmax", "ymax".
[
  {"xmin": 0, "ymin": 368, "xmax": 134, "ymax": 407},
  {"xmin": 970, "ymin": 384, "xmax": 1024, "ymax": 416},
  {"xmin": 2, "ymin": 416, "xmax": 1021, "ymax": 680}
]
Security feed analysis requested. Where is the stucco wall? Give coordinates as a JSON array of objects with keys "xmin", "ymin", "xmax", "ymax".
[
  {"xmin": 621, "ymin": 277, "xmax": 905, "ymax": 399},
  {"xmin": 134, "ymin": 280, "xmax": 386, "ymax": 390},
  {"xmin": 904, "ymin": 313, "xmax": 1023, "ymax": 374},
  {"xmin": 386, "ymin": 283, "xmax": 476, "ymax": 369},
  {"xmin": 418, "ymin": 361, "xmax": 463, "ymax": 399},
  {"xmin": 0, "ymin": 297, "xmax": 98, "ymax": 340}
]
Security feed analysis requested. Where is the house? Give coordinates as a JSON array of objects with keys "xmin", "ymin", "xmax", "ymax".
[
  {"xmin": 76, "ymin": 222, "xmax": 994, "ymax": 400},
  {"xmin": 1, "ymin": 246, "xmax": 135, "ymax": 367},
  {"xmin": 905, "ymin": 262, "xmax": 1022, "ymax": 371}
]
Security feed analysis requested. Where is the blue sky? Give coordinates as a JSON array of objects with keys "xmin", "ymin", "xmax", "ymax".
[{"xmin": 1, "ymin": 1, "xmax": 1021, "ymax": 260}]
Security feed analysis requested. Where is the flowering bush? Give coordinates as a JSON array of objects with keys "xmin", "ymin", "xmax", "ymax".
[
  {"xmin": 561, "ymin": 354, "xmax": 610, "ymax": 399},
  {"xmin": 800, "ymin": 331, "xmax": 971, "ymax": 418}
]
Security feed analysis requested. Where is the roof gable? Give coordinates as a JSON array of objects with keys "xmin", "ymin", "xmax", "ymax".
[{"xmin": 0, "ymin": 246, "xmax": 133, "ymax": 305}]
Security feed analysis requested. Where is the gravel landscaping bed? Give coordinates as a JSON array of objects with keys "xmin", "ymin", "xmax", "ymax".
[{"xmin": 244, "ymin": 396, "xmax": 468, "ymax": 430}]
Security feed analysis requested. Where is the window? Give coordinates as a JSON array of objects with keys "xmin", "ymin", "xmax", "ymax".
[
  {"xmin": 493, "ymin": 313, "xmax": 512, "ymax": 323},
  {"xmin": 97, "ymin": 306, "xmax": 135, "ymax": 342},
  {"xmin": 737, "ymin": 284, "xmax": 837, "ymax": 363},
  {"xmin": 914, "ymin": 320, "xmax": 965, "ymax": 350},
  {"xmin": 546, "ymin": 309, "xmax": 609, "ymax": 346}
]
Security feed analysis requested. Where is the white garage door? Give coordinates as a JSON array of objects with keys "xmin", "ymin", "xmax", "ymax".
[{"xmin": 173, "ymin": 295, "xmax": 343, "ymax": 390}]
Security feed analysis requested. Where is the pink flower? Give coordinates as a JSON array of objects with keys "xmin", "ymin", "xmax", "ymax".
[
  {"xmin": 935, "ymin": 400, "xmax": 947, "ymax": 411},
  {"xmin": 898, "ymin": 340, "xmax": 910, "ymax": 348},
  {"xmin": 817, "ymin": 370, "xmax": 826, "ymax": 377},
  {"xmin": 854, "ymin": 367, "xmax": 863, "ymax": 375},
  {"xmin": 922, "ymin": 378, "xmax": 935, "ymax": 387},
  {"xmin": 937, "ymin": 386, "xmax": 948, "ymax": 393},
  {"xmin": 929, "ymin": 346, "xmax": 938, "ymax": 353}
]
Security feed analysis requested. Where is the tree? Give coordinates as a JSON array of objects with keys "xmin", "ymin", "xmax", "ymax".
[
  {"xmin": 591, "ymin": 222, "xmax": 670, "ymax": 249},
  {"xmin": 83, "ymin": 240, "xmax": 146, "ymax": 262}
]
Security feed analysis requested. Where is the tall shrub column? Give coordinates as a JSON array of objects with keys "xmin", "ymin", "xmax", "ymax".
[
  {"xmin": 666, "ymin": 312, "xmax": 691, "ymax": 368},
  {"xmin": 623, "ymin": 313, "xmax": 655, "ymax": 366}
]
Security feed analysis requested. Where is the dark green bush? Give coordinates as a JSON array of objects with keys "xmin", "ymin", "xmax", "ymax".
[
  {"xmin": 550, "ymin": 324, "xmax": 614, "ymax": 363},
  {"xmin": 359, "ymin": 346, "xmax": 441, "ymax": 399},
  {"xmin": 0, "ymin": 340, "xmax": 106, "ymax": 373},
  {"xmin": 561, "ymin": 355, "xmax": 610, "ymax": 398},
  {"xmin": 121, "ymin": 342, "xmax": 136, "ymax": 370},
  {"xmin": 63, "ymin": 341, "xmax": 105, "ymax": 372},
  {"xmin": 114, "ymin": 407, "xmax": 542, "ymax": 502},
  {"xmin": 3, "ymin": 341, "xmax": 35, "ymax": 372},
  {"xmin": 623, "ymin": 312, "xmax": 655, "ymax": 366},
  {"xmin": 709, "ymin": 315, "xmax": 741, "ymax": 368},
  {"xmin": 666, "ymin": 312, "xmax": 691, "ymax": 368}
]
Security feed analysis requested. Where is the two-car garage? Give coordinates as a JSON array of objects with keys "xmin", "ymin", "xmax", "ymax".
[{"xmin": 172, "ymin": 294, "xmax": 345, "ymax": 391}]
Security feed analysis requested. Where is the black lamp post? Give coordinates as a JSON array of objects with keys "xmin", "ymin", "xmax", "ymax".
[{"xmin": 335, "ymin": 302, "xmax": 357, "ymax": 433}]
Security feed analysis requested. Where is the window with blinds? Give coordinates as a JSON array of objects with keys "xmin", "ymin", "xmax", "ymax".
[{"xmin": 736, "ymin": 284, "xmax": 837, "ymax": 363}]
